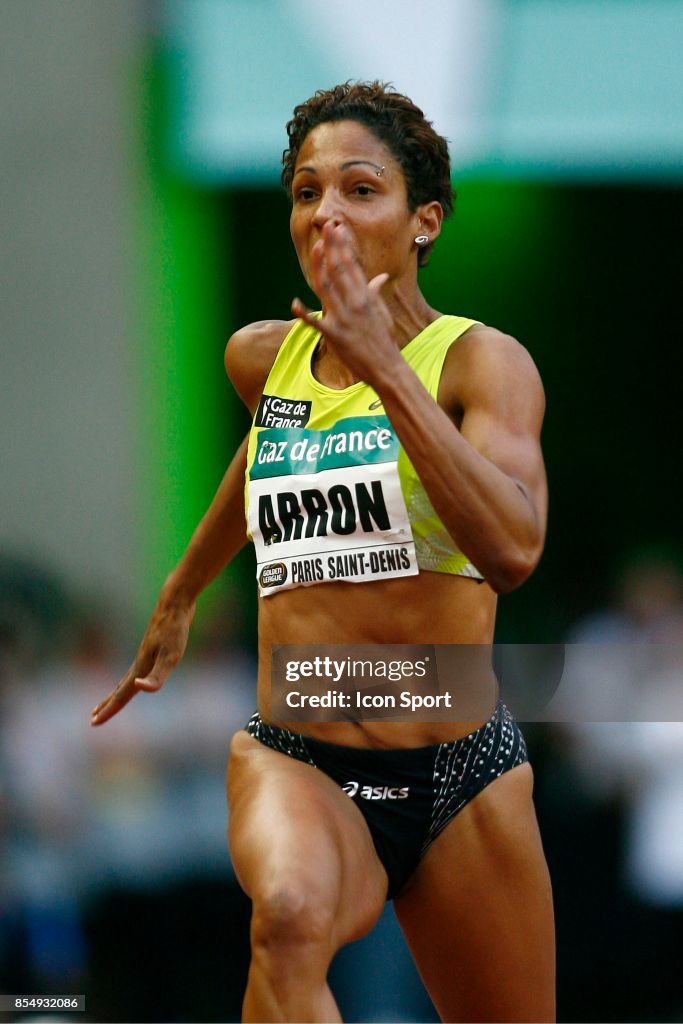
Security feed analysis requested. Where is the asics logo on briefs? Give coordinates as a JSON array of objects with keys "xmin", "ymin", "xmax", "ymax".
[
  {"xmin": 342, "ymin": 781, "xmax": 409, "ymax": 800},
  {"xmin": 256, "ymin": 394, "xmax": 312, "ymax": 429}
]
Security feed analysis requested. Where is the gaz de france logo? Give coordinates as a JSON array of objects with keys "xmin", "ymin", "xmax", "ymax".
[{"xmin": 256, "ymin": 394, "xmax": 312, "ymax": 429}]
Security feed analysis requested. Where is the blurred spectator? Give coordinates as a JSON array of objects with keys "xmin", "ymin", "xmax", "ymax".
[
  {"xmin": 568, "ymin": 547, "xmax": 683, "ymax": 645},
  {"xmin": 555, "ymin": 547, "xmax": 683, "ymax": 1020}
]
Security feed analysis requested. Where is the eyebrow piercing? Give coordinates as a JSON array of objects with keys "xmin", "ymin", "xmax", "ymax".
[{"xmin": 376, "ymin": 166, "xmax": 385, "ymax": 177}]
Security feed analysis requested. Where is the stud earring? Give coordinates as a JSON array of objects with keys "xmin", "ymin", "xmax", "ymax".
[{"xmin": 414, "ymin": 234, "xmax": 429, "ymax": 245}]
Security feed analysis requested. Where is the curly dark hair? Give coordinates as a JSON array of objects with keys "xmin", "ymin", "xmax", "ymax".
[{"xmin": 282, "ymin": 81, "xmax": 454, "ymax": 267}]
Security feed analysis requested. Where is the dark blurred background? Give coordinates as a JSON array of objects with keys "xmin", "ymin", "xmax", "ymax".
[{"xmin": 2, "ymin": 1, "xmax": 682, "ymax": 1021}]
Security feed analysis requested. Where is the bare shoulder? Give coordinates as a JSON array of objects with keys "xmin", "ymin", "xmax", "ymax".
[
  {"xmin": 225, "ymin": 319, "xmax": 295, "ymax": 413},
  {"xmin": 441, "ymin": 323, "xmax": 545, "ymax": 421}
]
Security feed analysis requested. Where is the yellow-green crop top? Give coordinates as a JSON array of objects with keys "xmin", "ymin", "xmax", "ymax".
[{"xmin": 245, "ymin": 314, "xmax": 484, "ymax": 596}]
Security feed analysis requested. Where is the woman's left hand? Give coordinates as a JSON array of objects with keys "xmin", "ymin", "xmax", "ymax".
[{"xmin": 291, "ymin": 221, "xmax": 397, "ymax": 384}]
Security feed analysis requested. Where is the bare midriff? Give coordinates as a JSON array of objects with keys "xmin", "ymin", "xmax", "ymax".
[{"xmin": 256, "ymin": 570, "xmax": 500, "ymax": 748}]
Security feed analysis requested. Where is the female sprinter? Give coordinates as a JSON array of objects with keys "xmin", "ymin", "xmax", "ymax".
[{"xmin": 91, "ymin": 82, "xmax": 555, "ymax": 1023}]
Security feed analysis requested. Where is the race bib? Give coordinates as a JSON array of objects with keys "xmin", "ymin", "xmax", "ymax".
[{"xmin": 248, "ymin": 415, "xmax": 418, "ymax": 595}]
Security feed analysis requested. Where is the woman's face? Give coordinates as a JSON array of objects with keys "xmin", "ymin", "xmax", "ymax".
[{"xmin": 289, "ymin": 120, "xmax": 423, "ymax": 297}]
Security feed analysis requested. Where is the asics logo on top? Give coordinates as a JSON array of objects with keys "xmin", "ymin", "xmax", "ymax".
[{"xmin": 368, "ymin": 398, "xmax": 384, "ymax": 410}]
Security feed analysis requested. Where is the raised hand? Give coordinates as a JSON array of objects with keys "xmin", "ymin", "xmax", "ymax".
[{"xmin": 291, "ymin": 221, "xmax": 396, "ymax": 385}]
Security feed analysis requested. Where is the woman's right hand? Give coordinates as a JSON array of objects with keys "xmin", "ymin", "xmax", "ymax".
[{"xmin": 90, "ymin": 594, "xmax": 196, "ymax": 726}]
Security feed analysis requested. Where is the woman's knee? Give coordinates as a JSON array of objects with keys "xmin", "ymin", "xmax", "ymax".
[{"xmin": 250, "ymin": 879, "xmax": 338, "ymax": 958}]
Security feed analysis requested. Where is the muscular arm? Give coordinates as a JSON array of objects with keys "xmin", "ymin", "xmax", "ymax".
[
  {"xmin": 292, "ymin": 221, "xmax": 546, "ymax": 594},
  {"xmin": 168, "ymin": 318, "xmax": 296, "ymax": 592},
  {"xmin": 90, "ymin": 319, "xmax": 287, "ymax": 725},
  {"xmin": 167, "ymin": 318, "xmax": 293, "ymax": 604},
  {"xmin": 163, "ymin": 436, "xmax": 250, "ymax": 604},
  {"xmin": 372, "ymin": 328, "xmax": 547, "ymax": 593},
  {"xmin": 150, "ymin": 319, "xmax": 291, "ymax": 603}
]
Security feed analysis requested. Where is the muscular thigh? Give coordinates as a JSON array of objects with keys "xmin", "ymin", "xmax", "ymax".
[
  {"xmin": 227, "ymin": 730, "xmax": 388, "ymax": 946},
  {"xmin": 394, "ymin": 763, "xmax": 555, "ymax": 1023}
]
